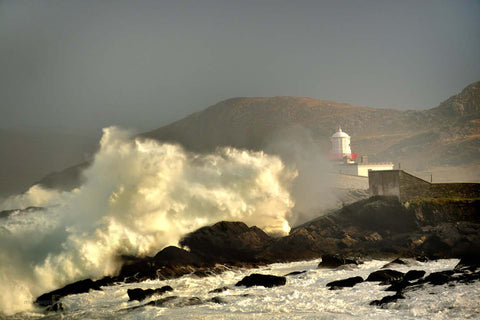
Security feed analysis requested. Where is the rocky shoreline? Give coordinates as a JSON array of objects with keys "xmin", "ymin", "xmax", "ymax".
[{"xmin": 34, "ymin": 195, "xmax": 480, "ymax": 312}]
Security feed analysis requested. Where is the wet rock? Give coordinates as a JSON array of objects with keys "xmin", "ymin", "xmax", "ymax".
[
  {"xmin": 35, "ymin": 279, "xmax": 101, "ymax": 307},
  {"xmin": 209, "ymin": 296, "xmax": 227, "ymax": 304},
  {"xmin": 366, "ymin": 269, "xmax": 404, "ymax": 283},
  {"xmin": 416, "ymin": 256, "xmax": 429, "ymax": 263},
  {"xmin": 370, "ymin": 293, "xmax": 405, "ymax": 306},
  {"xmin": 385, "ymin": 280, "xmax": 410, "ymax": 292},
  {"xmin": 127, "ymin": 285, "xmax": 173, "ymax": 301},
  {"xmin": 180, "ymin": 221, "xmax": 272, "ymax": 263},
  {"xmin": 404, "ymin": 270, "xmax": 426, "ymax": 281},
  {"xmin": 317, "ymin": 254, "xmax": 359, "ymax": 269},
  {"xmin": 153, "ymin": 246, "xmax": 201, "ymax": 266},
  {"xmin": 45, "ymin": 302, "xmax": 64, "ymax": 312},
  {"xmin": 284, "ymin": 270, "xmax": 307, "ymax": 277},
  {"xmin": 326, "ymin": 276, "xmax": 363, "ymax": 289},
  {"xmin": 235, "ymin": 273, "xmax": 286, "ymax": 288},
  {"xmin": 147, "ymin": 296, "xmax": 203, "ymax": 308},
  {"xmin": 425, "ymin": 271, "xmax": 453, "ymax": 285},
  {"xmin": 382, "ymin": 258, "xmax": 408, "ymax": 269},
  {"xmin": 455, "ymin": 255, "xmax": 480, "ymax": 272},
  {"xmin": 147, "ymin": 296, "xmax": 178, "ymax": 307},
  {"xmin": 209, "ymin": 286, "xmax": 230, "ymax": 294}
]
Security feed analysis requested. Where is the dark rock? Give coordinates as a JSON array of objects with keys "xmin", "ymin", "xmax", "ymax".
[
  {"xmin": 425, "ymin": 271, "xmax": 453, "ymax": 285},
  {"xmin": 147, "ymin": 296, "xmax": 179, "ymax": 307},
  {"xmin": 235, "ymin": 273, "xmax": 286, "ymax": 288},
  {"xmin": 382, "ymin": 258, "xmax": 408, "ymax": 268},
  {"xmin": 284, "ymin": 270, "xmax": 307, "ymax": 277},
  {"xmin": 385, "ymin": 280, "xmax": 410, "ymax": 292},
  {"xmin": 127, "ymin": 286, "xmax": 173, "ymax": 301},
  {"xmin": 209, "ymin": 296, "xmax": 227, "ymax": 304},
  {"xmin": 419, "ymin": 234, "xmax": 452, "ymax": 259},
  {"xmin": 153, "ymin": 246, "xmax": 201, "ymax": 266},
  {"xmin": 370, "ymin": 293, "xmax": 405, "ymax": 306},
  {"xmin": 35, "ymin": 279, "xmax": 101, "ymax": 307},
  {"xmin": 148, "ymin": 296, "xmax": 202, "ymax": 308},
  {"xmin": 45, "ymin": 302, "xmax": 64, "ymax": 312},
  {"xmin": 209, "ymin": 286, "xmax": 230, "ymax": 294},
  {"xmin": 180, "ymin": 221, "xmax": 272, "ymax": 263},
  {"xmin": 455, "ymin": 255, "xmax": 480, "ymax": 272},
  {"xmin": 366, "ymin": 269, "xmax": 404, "ymax": 283},
  {"xmin": 404, "ymin": 270, "xmax": 426, "ymax": 281},
  {"xmin": 318, "ymin": 254, "xmax": 359, "ymax": 269},
  {"xmin": 416, "ymin": 256, "xmax": 429, "ymax": 263},
  {"xmin": 326, "ymin": 276, "xmax": 364, "ymax": 289}
]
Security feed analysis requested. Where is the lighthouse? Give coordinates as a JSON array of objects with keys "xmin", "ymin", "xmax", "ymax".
[
  {"xmin": 329, "ymin": 126, "xmax": 394, "ymax": 176},
  {"xmin": 329, "ymin": 127, "xmax": 356, "ymax": 162}
]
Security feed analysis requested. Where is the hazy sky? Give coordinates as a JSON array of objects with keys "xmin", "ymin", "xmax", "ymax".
[{"xmin": 1, "ymin": 0, "xmax": 479, "ymax": 132}]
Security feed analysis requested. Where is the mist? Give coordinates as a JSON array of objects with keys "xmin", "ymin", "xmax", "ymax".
[{"xmin": 264, "ymin": 126, "xmax": 338, "ymax": 226}]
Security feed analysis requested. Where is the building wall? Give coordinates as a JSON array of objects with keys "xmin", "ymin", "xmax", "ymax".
[
  {"xmin": 368, "ymin": 170, "xmax": 400, "ymax": 198},
  {"xmin": 357, "ymin": 164, "xmax": 394, "ymax": 177},
  {"xmin": 369, "ymin": 170, "xmax": 480, "ymax": 202},
  {"xmin": 337, "ymin": 163, "xmax": 395, "ymax": 177}
]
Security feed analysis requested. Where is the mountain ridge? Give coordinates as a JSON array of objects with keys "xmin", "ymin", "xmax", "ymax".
[{"xmin": 30, "ymin": 80, "xmax": 480, "ymax": 192}]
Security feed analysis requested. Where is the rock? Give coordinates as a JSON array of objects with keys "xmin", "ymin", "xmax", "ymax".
[
  {"xmin": 384, "ymin": 280, "xmax": 410, "ymax": 292},
  {"xmin": 147, "ymin": 296, "xmax": 203, "ymax": 308},
  {"xmin": 127, "ymin": 286, "xmax": 173, "ymax": 301},
  {"xmin": 404, "ymin": 270, "xmax": 425, "ymax": 281},
  {"xmin": 153, "ymin": 246, "xmax": 201, "ymax": 266},
  {"xmin": 366, "ymin": 269, "xmax": 404, "ymax": 283},
  {"xmin": 455, "ymin": 255, "xmax": 480, "ymax": 272},
  {"xmin": 235, "ymin": 273, "xmax": 286, "ymax": 288},
  {"xmin": 35, "ymin": 279, "xmax": 102, "ymax": 307},
  {"xmin": 382, "ymin": 258, "xmax": 408, "ymax": 269},
  {"xmin": 370, "ymin": 293, "xmax": 405, "ymax": 306},
  {"xmin": 318, "ymin": 254, "xmax": 359, "ymax": 269},
  {"xmin": 416, "ymin": 256, "xmax": 429, "ymax": 262},
  {"xmin": 425, "ymin": 271, "xmax": 453, "ymax": 285},
  {"xmin": 209, "ymin": 286, "xmax": 230, "ymax": 294},
  {"xmin": 180, "ymin": 221, "xmax": 272, "ymax": 263},
  {"xmin": 45, "ymin": 302, "xmax": 64, "ymax": 312},
  {"xmin": 209, "ymin": 296, "xmax": 227, "ymax": 304},
  {"xmin": 284, "ymin": 270, "xmax": 307, "ymax": 277},
  {"xmin": 326, "ymin": 276, "xmax": 363, "ymax": 289}
]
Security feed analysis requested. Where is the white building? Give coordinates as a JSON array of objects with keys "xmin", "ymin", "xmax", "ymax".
[
  {"xmin": 330, "ymin": 127, "xmax": 353, "ymax": 160},
  {"xmin": 329, "ymin": 127, "xmax": 394, "ymax": 177}
]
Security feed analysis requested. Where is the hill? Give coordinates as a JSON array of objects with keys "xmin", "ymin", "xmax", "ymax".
[
  {"xmin": 143, "ymin": 81, "xmax": 480, "ymax": 177},
  {"xmin": 30, "ymin": 81, "xmax": 480, "ymax": 194}
]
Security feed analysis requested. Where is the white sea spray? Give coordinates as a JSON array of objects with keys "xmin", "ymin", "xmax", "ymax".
[{"xmin": 0, "ymin": 127, "xmax": 296, "ymax": 315}]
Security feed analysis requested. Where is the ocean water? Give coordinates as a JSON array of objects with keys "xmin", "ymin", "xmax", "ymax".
[{"xmin": 15, "ymin": 258, "xmax": 480, "ymax": 320}]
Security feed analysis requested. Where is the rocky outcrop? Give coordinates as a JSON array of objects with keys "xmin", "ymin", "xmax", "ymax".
[
  {"xmin": 35, "ymin": 279, "xmax": 102, "ymax": 307},
  {"xmin": 180, "ymin": 221, "xmax": 273, "ymax": 263},
  {"xmin": 326, "ymin": 276, "xmax": 364, "ymax": 289},
  {"xmin": 318, "ymin": 254, "xmax": 360, "ymax": 269},
  {"xmin": 127, "ymin": 286, "xmax": 173, "ymax": 301},
  {"xmin": 366, "ymin": 269, "xmax": 405, "ymax": 283},
  {"xmin": 235, "ymin": 273, "xmax": 286, "ymax": 288},
  {"xmin": 35, "ymin": 195, "xmax": 480, "ymax": 309}
]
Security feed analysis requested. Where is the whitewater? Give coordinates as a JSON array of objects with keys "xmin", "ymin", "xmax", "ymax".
[
  {"xmin": 9, "ymin": 258, "xmax": 480, "ymax": 319},
  {"xmin": 0, "ymin": 127, "xmax": 295, "ymax": 316}
]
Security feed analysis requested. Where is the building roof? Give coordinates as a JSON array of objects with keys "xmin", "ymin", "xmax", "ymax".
[{"xmin": 332, "ymin": 127, "xmax": 350, "ymax": 138}]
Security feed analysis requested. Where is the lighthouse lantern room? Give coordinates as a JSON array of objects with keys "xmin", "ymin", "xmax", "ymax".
[{"xmin": 329, "ymin": 127, "xmax": 357, "ymax": 162}]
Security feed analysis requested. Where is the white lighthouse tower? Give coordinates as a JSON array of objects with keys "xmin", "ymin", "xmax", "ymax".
[
  {"xmin": 330, "ymin": 127, "xmax": 354, "ymax": 161},
  {"xmin": 328, "ymin": 126, "xmax": 394, "ymax": 176}
]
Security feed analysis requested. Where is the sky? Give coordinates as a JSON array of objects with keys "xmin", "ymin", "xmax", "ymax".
[{"xmin": 1, "ymin": 0, "xmax": 479, "ymax": 133}]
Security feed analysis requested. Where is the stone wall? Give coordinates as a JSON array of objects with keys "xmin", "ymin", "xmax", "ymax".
[{"xmin": 369, "ymin": 170, "xmax": 480, "ymax": 202}]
